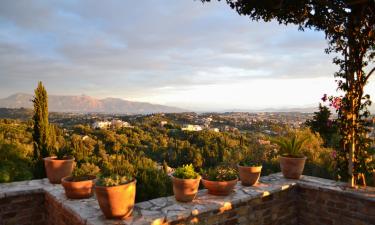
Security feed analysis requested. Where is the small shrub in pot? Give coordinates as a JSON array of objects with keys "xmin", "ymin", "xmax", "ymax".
[
  {"xmin": 61, "ymin": 163, "xmax": 99, "ymax": 199},
  {"xmin": 238, "ymin": 158, "xmax": 262, "ymax": 186},
  {"xmin": 171, "ymin": 164, "xmax": 200, "ymax": 202},
  {"xmin": 201, "ymin": 166, "xmax": 238, "ymax": 196},
  {"xmin": 272, "ymin": 134, "xmax": 309, "ymax": 179}
]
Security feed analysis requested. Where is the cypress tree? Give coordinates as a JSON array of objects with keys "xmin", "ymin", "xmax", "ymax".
[{"xmin": 32, "ymin": 81, "xmax": 50, "ymax": 178}]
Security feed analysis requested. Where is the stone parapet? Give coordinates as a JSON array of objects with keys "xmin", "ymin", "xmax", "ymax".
[{"xmin": 0, "ymin": 173, "xmax": 374, "ymax": 225}]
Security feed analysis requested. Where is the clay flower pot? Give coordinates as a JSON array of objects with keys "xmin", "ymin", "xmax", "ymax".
[
  {"xmin": 279, "ymin": 156, "xmax": 307, "ymax": 179},
  {"xmin": 172, "ymin": 175, "xmax": 201, "ymax": 202},
  {"xmin": 95, "ymin": 179, "xmax": 136, "ymax": 219},
  {"xmin": 44, "ymin": 156, "xmax": 75, "ymax": 184},
  {"xmin": 202, "ymin": 178, "xmax": 238, "ymax": 196},
  {"xmin": 61, "ymin": 176, "xmax": 96, "ymax": 199},
  {"xmin": 238, "ymin": 165, "xmax": 262, "ymax": 186}
]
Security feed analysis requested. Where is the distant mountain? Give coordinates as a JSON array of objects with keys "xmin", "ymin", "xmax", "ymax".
[{"xmin": 0, "ymin": 93, "xmax": 186, "ymax": 114}]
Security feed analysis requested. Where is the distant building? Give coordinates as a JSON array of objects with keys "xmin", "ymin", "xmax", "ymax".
[
  {"xmin": 160, "ymin": 121, "xmax": 168, "ymax": 127},
  {"xmin": 92, "ymin": 121, "xmax": 111, "ymax": 129},
  {"xmin": 182, "ymin": 124, "xmax": 203, "ymax": 132},
  {"xmin": 209, "ymin": 128, "xmax": 220, "ymax": 133},
  {"xmin": 92, "ymin": 120, "xmax": 133, "ymax": 129}
]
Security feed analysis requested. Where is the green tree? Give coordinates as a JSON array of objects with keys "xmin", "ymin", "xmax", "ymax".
[
  {"xmin": 32, "ymin": 81, "xmax": 50, "ymax": 178},
  {"xmin": 306, "ymin": 104, "xmax": 340, "ymax": 148}
]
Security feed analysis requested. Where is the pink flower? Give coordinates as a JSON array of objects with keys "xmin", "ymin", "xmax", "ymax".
[
  {"xmin": 331, "ymin": 97, "xmax": 341, "ymax": 110},
  {"xmin": 331, "ymin": 150, "xmax": 337, "ymax": 159}
]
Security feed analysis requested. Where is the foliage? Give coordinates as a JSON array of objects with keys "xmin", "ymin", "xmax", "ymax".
[
  {"xmin": 173, "ymin": 164, "xmax": 199, "ymax": 179},
  {"xmin": 71, "ymin": 162, "xmax": 100, "ymax": 181},
  {"xmin": 305, "ymin": 104, "xmax": 340, "ymax": 148},
  {"xmin": 0, "ymin": 139, "xmax": 33, "ymax": 183},
  {"xmin": 239, "ymin": 157, "xmax": 261, "ymax": 167},
  {"xmin": 32, "ymin": 81, "xmax": 50, "ymax": 178},
  {"xmin": 272, "ymin": 133, "xmax": 309, "ymax": 158},
  {"xmin": 96, "ymin": 174, "xmax": 133, "ymax": 187},
  {"xmin": 202, "ymin": 166, "xmax": 237, "ymax": 181},
  {"xmin": 201, "ymin": 0, "xmax": 375, "ymax": 187}
]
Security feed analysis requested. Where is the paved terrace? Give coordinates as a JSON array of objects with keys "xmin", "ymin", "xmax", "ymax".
[{"xmin": 0, "ymin": 173, "xmax": 374, "ymax": 225}]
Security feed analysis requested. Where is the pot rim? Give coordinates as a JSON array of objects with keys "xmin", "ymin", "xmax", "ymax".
[
  {"xmin": 279, "ymin": 155, "xmax": 307, "ymax": 160},
  {"xmin": 171, "ymin": 175, "xmax": 201, "ymax": 181},
  {"xmin": 43, "ymin": 156, "xmax": 75, "ymax": 161},
  {"xmin": 201, "ymin": 178, "xmax": 238, "ymax": 183},
  {"xmin": 61, "ymin": 175, "xmax": 97, "ymax": 183},
  {"xmin": 237, "ymin": 164, "xmax": 263, "ymax": 169},
  {"xmin": 95, "ymin": 179, "xmax": 137, "ymax": 189}
]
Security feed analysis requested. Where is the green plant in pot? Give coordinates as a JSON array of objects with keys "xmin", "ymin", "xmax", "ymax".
[
  {"xmin": 238, "ymin": 157, "xmax": 262, "ymax": 186},
  {"xmin": 95, "ymin": 156, "xmax": 136, "ymax": 219},
  {"xmin": 272, "ymin": 134, "xmax": 309, "ymax": 179},
  {"xmin": 61, "ymin": 163, "xmax": 99, "ymax": 199},
  {"xmin": 171, "ymin": 164, "xmax": 201, "ymax": 202},
  {"xmin": 43, "ymin": 147, "xmax": 75, "ymax": 184},
  {"xmin": 201, "ymin": 166, "xmax": 238, "ymax": 196}
]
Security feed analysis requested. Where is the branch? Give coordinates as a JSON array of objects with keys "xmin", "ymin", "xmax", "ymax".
[{"xmin": 364, "ymin": 66, "xmax": 375, "ymax": 84}]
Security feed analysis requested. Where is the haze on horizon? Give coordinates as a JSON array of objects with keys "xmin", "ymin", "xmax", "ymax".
[{"xmin": 1, "ymin": 0, "xmax": 374, "ymax": 112}]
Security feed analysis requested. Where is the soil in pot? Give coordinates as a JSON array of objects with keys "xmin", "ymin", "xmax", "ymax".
[
  {"xmin": 202, "ymin": 178, "xmax": 238, "ymax": 196},
  {"xmin": 95, "ymin": 179, "xmax": 136, "ymax": 219},
  {"xmin": 172, "ymin": 176, "xmax": 200, "ymax": 202},
  {"xmin": 61, "ymin": 175, "xmax": 96, "ymax": 199},
  {"xmin": 44, "ymin": 156, "xmax": 75, "ymax": 184},
  {"xmin": 279, "ymin": 156, "xmax": 307, "ymax": 179},
  {"xmin": 238, "ymin": 165, "xmax": 262, "ymax": 186}
]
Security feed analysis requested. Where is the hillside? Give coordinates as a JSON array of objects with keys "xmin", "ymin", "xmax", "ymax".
[{"xmin": 0, "ymin": 93, "xmax": 186, "ymax": 114}]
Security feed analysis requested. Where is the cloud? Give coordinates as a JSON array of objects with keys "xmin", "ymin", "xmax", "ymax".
[{"xmin": 0, "ymin": 0, "xmax": 349, "ymax": 109}]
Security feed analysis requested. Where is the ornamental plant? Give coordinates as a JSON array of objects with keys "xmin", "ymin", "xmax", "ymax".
[
  {"xmin": 96, "ymin": 154, "xmax": 134, "ymax": 187},
  {"xmin": 71, "ymin": 162, "xmax": 100, "ymax": 182},
  {"xmin": 96, "ymin": 174, "xmax": 133, "ymax": 187},
  {"xmin": 173, "ymin": 164, "xmax": 199, "ymax": 179},
  {"xmin": 202, "ymin": 166, "xmax": 237, "ymax": 181},
  {"xmin": 272, "ymin": 134, "xmax": 309, "ymax": 158},
  {"xmin": 239, "ymin": 157, "xmax": 262, "ymax": 167}
]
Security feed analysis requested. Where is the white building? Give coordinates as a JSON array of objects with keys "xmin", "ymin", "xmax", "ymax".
[
  {"xmin": 92, "ymin": 121, "xmax": 112, "ymax": 129},
  {"xmin": 182, "ymin": 124, "xmax": 203, "ymax": 132}
]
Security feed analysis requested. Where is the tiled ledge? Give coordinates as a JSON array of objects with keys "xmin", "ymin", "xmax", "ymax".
[{"xmin": 0, "ymin": 173, "xmax": 374, "ymax": 225}]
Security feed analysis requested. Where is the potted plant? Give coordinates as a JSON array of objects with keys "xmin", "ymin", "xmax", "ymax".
[
  {"xmin": 44, "ymin": 148, "xmax": 75, "ymax": 184},
  {"xmin": 95, "ymin": 174, "xmax": 136, "ymax": 219},
  {"xmin": 61, "ymin": 163, "xmax": 100, "ymax": 199},
  {"xmin": 201, "ymin": 166, "xmax": 238, "ymax": 196},
  {"xmin": 272, "ymin": 134, "xmax": 308, "ymax": 179},
  {"xmin": 238, "ymin": 157, "xmax": 262, "ymax": 186},
  {"xmin": 171, "ymin": 164, "xmax": 200, "ymax": 202}
]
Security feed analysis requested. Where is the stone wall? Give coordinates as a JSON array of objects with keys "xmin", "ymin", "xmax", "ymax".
[
  {"xmin": 45, "ymin": 192, "xmax": 85, "ymax": 225},
  {"xmin": 0, "ymin": 193, "xmax": 45, "ymax": 225},
  {"xmin": 297, "ymin": 186, "xmax": 375, "ymax": 225},
  {"xmin": 0, "ymin": 174, "xmax": 374, "ymax": 225},
  {"xmin": 171, "ymin": 188, "xmax": 298, "ymax": 225}
]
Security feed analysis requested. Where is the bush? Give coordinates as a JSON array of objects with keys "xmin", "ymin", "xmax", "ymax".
[
  {"xmin": 173, "ymin": 164, "xmax": 199, "ymax": 179},
  {"xmin": 202, "ymin": 166, "xmax": 237, "ymax": 181}
]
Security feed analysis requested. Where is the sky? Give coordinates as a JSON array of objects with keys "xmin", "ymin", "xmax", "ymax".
[{"xmin": 0, "ymin": 0, "xmax": 374, "ymax": 111}]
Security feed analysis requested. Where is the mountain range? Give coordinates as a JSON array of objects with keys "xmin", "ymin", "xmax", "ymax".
[{"xmin": 0, "ymin": 93, "xmax": 186, "ymax": 114}]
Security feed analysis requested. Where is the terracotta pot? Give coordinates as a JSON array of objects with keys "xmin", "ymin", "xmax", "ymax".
[
  {"xmin": 95, "ymin": 179, "xmax": 136, "ymax": 219},
  {"xmin": 202, "ymin": 178, "xmax": 238, "ymax": 196},
  {"xmin": 44, "ymin": 156, "xmax": 75, "ymax": 184},
  {"xmin": 279, "ymin": 156, "xmax": 307, "ymax": 179},
  {"xmin": 172, "ymin": 175, "xmax": 200, "ymax": 202},
  {"xmin": 238, "ymin": 165, "xmax": 262, "ymax": 186},
  {"xmin": 61, "ymin": 176, "xmax": 96, "ymax": 199}
]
